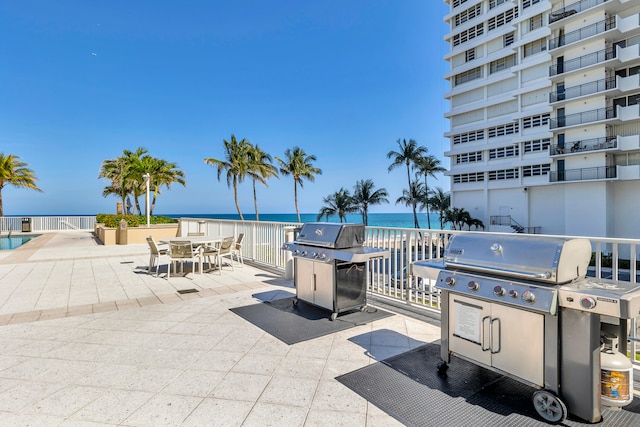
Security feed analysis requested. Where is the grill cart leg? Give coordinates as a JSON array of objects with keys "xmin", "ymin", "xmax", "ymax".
[{"xmin": 532, "ymin": 390, "xmax": 567, "ymax": 424}]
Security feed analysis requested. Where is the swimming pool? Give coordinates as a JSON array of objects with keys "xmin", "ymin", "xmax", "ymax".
[{"xmin": 0, "ymin": 235, "xmax": 39, "ymax": 250}]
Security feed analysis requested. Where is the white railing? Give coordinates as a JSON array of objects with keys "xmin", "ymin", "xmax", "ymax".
[
  {"xmin": 178, "ymin": 217, "xmax": 640, "ymax": 366},
  {"xmin": 0, "ymin": 216, "xmax": 96, "ymax": 233}
]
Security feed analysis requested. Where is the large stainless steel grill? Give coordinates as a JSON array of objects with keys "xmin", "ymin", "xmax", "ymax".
[
  {"xmin": 412, "ymin": 233, "xmax": 640, "ymax": 424},
  {"xmin": 283, "ymin": 222, "xmax": 389, "ymax": 320}
]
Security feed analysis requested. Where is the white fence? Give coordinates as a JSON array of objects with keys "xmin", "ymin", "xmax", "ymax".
[
  {"xmin": 0, "ymin": 216, "xmax": 97, "ymax": 233},
  {"xmin": 179, "ymin": 217, "xmax": 640, "ymax": 366}
]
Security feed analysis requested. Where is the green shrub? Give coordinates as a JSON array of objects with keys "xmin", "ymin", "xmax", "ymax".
[{"xmin": 96, "ymin": 214, "xmax": 177, "ymax": 228}]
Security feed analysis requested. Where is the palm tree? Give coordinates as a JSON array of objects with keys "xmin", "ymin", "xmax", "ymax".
[
  {"xmin": 276, "ymin": 147, "xmax": 322, "ymax": 223},
  {"xmin": 414, "ymin": 155, "xmax": 446, "ymax": 229},
  {"xmin": 317, "ymin": 188, "xmax": 357, "ymax": 223},
  {"xmin": 99, "ymin": 156, "xmax": 129, "ymax": 211},
  {"xmin": 428, "ymin": 187, "xmax": 450, "ymax": 229},
  {"xmin": 122, "ymin": 147, "xmax": 149, "ymax": 215},
  {"xmin": 395, "ymin": 181, "xmax": 426, "ymax": 229},
  {"xmin": 144, "ymin": 157, "xmax": 186, "ymax": 216},
  {"xmin": 247, "ymin": 145, "xmax": 278, "ymax": 221},
  {"xmin": 352, "ymin": 179, "xmax": 388, "ymax": 226},
  {"xmin": 387, "ymin": 138, "xmax": 427, "ymax": 228},
  {"xmin": 204, "ymin": 134, "xmax": 251, "ymax": 220},
  {"xmin": 444, "ymin": 207, "xmax": 472, "ymax": 230},
  {"xmin": 0, "ymin": 154, "xmax": 43, "ymax": 217}
]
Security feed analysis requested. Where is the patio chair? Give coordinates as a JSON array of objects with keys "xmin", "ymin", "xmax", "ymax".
[
  {"xmin": 230, "ymin": 233, "xmax": 244, "ymax": 266},
  {"xmin": 146, "ymin": 236, "xmax": 168, "ymax": 277},
  {"xmin": 203, "ymin": 236, "xmax": 235, "ymax": 274},
  {"xmin": 168, "ymin": 240, "xmax": 200, "ymax": 277}
]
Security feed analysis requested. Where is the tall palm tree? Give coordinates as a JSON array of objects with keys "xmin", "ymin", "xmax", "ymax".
[
  {"xmin": 317, "ymin": 188, "xmax": 357, "ymax": 223},
  {"xmin": 204, "ymin": 134, "xmax": 251, "ymax": 220},
  {"xmin": 247, "ymin": 144, "xmax": 278, "ymax": 221},
  {"xmin": 0, "ymin": 154, "xmax": 43, "ymax": 217},
  {"xmin": 352, "ymin": 179, "xmax": 389, "ymax": 226},
  {"xmin": 395, "ymin": 181, "xmax": 426, "ymax": 229},
  {"xmin": 414, "ymin": 155, "xmax": 446, "ymax": 229},
  {"xmin": 387, "ymin": 138, "xmax": 427, "ymax": 228},
  {"xmin": 428, "ymin": 187, "xmax": 450, "ymax": 230},
  {"xmin": 144, "ymin": 157, "xmax": 186, "ymax": 216},
  {"xmin": 276, "ymin": 147, "xmax": 322, "ymax": 223}
]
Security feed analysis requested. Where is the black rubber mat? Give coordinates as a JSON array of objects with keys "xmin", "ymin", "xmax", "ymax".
[
  {"xmin": 337, "ymin": 344, "xmax": 640, "ymax": 427},
  {"xmin": 230, "ymin": 297, "xmax": 393, "ymax": 345}
]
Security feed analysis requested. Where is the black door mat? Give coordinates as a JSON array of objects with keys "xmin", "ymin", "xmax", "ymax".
[
  {"xmin": 229, "ymin": 297, "xmax": 394, "ymax": 345},
  {"xmin": 336, "ymin": 343, "xmax": 640, "ymax": 427}
]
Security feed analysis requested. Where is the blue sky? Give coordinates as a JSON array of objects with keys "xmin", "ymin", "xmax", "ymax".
[{"xmin": 0, "ymin": 0, "xmax": 450, "ymax": 216}]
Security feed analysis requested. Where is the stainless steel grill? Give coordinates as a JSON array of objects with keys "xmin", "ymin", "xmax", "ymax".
[
  {"xmin": 412, "ymin": 233, "xmax": 640, "ymax": 424},
  {"xmin": 283, "ymin": 222, "xmax": 389, "ymax": 320}
]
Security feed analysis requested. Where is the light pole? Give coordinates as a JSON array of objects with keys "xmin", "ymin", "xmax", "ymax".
[{"xmin": 143, "ymin": 173, "xmax": 151, "ymax": 227}]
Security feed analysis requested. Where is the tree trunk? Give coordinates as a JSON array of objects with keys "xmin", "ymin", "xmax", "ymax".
[
  {"xmin": 233, "ymin": 177, "xmax": 244, "ymax": 221},
  {"xmin": 0, "ymin": 187, "xmax": 4, "ymax": 217},
  {"xmin": 253, "ymin": 179, "xmax": 259, "ymax": 221},
  {"xmin": 294, "ymin": 181, "xmax": 300, "ymax": 223},
  {"xmin": 424, "ymin": 175, "xmax": 431, "ymax": 229}
]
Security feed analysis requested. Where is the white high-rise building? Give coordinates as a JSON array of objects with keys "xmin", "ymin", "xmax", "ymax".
[{"xmin": 443, "ymin": 0, "xmax": 640, "ymax": 238}]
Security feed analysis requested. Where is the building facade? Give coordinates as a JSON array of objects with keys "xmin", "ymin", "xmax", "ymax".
[{"xmin": 443, "ymin": 0, "xmax": 640, "ymax": 238}]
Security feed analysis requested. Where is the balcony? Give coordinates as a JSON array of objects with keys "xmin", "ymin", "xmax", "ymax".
[
  {"xmin": 549, "ymin": 77, "xmax": 616, "ymax": 103},
  {"xmin": 548, "ymin": 16, "xmax": 616, "ymax": 50},
  {"xmin": 549, "ymin": 166, "xmax": 617, "ymax": 182},
  {"xmin": 549, "ymin": 0, "xmax": 609, "ymax": 24},
  {"xmin": 549, "ymin": 47, "xmax": 615, "ymax": 77},
  {"xmin": 549, "ymin": 106, "xmax": 616, "ymax": 129},
  {"xmin": 549, "ymin": 136, "xmax": 617, "ymax": 155}
]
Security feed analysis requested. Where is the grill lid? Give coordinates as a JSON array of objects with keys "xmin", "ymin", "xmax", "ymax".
[
  {"xmin": 295, "ymin": 222, "xmax": 364, "ymax": 249},
  {"xmin": 444, "ymin": 233, "xmax": 592, "ymax": 284}
]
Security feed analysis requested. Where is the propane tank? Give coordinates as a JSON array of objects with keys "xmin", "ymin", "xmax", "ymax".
[{"xmin": 600, "ymin": 332, "xmax": 633, "ymax": 408}]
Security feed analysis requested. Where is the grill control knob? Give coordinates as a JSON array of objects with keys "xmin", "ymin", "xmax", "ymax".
[
  {"xmin": 318, "ymin": 253, "xmax": 326, "ymax": 259},
  {"xmin": 580, "ymin": 296, "xmax": 597, "ymax": 310},
  {"xmin": 293, "ymin": 249, "xmax": 299, "ymax": 255},
  {"xmin": 444, "ymin": 276, "xmax": 456, "ymax": 287},
  {"xmin": 493, "ymin": 286, "xmax": 505, "ymax": 297},
  {"xmin": 467, "ymin": 281, "xmax": 480, "ymax": 291},
  {"xmin": 522, "ymin": 290, "xmax": 536, "ymax": 304},
  {"xmin": 301, "ymin": 251, "xmax": 308, "ymax": 256},
  {"xmin": 509, "ymin": 289, "xmax": 518, "ymax": 299}
]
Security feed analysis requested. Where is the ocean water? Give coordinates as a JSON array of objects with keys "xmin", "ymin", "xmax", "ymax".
[{"xmin": 164, "ymin": 212, "xmax": 445, "ymax": 229}]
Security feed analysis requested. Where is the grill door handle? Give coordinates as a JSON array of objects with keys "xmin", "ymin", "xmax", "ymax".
[
  {"xmin": 490, "ymin": 318, "xmax": 501, "ymax": 354},
  {"xmin": 313, "ymin": 273, "xmax": 316, "ymax": 291},
  {"xmin": 481, "ymin": 316, "xmax": 491, "ymax": 351},
  {"xmin": 444, "ymin": 261, "xmax": 551, "ymax": 280}
]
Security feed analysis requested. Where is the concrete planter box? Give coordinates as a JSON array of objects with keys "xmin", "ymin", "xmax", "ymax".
[{"xmin": 95, "ymin": 223, "xmax": 179, "ymax": 245}]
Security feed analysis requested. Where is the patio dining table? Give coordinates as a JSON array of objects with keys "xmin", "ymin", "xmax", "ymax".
[{"xmin": 159, "ymin": 236, "xmax": 223, "ymax": 274}]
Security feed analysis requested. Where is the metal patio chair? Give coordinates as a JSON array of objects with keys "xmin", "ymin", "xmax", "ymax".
[
  {"xmin": 168, "ymin": 240, "xmax": 200, "ymax": 277},
  {"xmin": 146, "ymin": 236, "xmax": 169, "ymax": 277}
]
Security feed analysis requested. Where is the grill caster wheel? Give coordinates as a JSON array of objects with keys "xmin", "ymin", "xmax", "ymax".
[
  {"xmin": 532, "ymin": 390, "xmax": 567, "ymax": 424},
  {"xmin": 436, "ymin": 361, "xmax": 448, "ymax": 374},
  {"xmin": 292, "ymin": 298, "xmax": 298, "ymax": 307},
  {"xmin": 330, "ymin": 312, "xmax": 338, "ymax": 321}
]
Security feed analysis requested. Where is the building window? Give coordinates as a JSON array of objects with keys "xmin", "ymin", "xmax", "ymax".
[
  {"xmin": 488, "ymin": 123, "xmax": 519, "ymax": 138},
  {"xmin": 523, "ymin": 38, "xmax": 547, "ymax": 57},
  {"xmin": 455, "ymin": 151, "xmax": 483, "ymax": 164},
  {"xmin": 453, "ymin": 172, "xmax": 485, "ymax": 183},
  {"xmin": 452, "ymin": 0, "xmax": 469, "ymax": 8},
  {"xmin": 454, "ymin": 66, "xmax": 482, "ymax": 86},
  {"xmin": 522, "ymin": 0, "xmax": 541, "ymax": 9},
  {"xmin": 453, "ymin": 130, "xmax": 485, "ymax": 144},
  {"xmin": 465, "ymin": 48, "xmax": 476, "ymax": 62},
  {"xmin": 454, "ymin": 4, "xmax": 482, "ymax": 27},
  {"xmin": 523, "ymin": 164, "xmax": 551, "ymax": 177},
  {"xmin": 488, "ymin": 168, "xmax": 519, "ymax": 180},
  {"xmin": 529, "ymin": 14, "xmax": 543, "ymax": 31},
  {"xmin": 504, "ymin": 32, "xmax": 515, "ymax": 47},
  {"xmin": 522, "ymin": 113, "xmax": 550, "ymax": 129},
  {"xmin": 490, "ymin": 54, "xmax": 516, "ymax": 74},
  {"xmin": 523, "ymin": 138, "xmax": 551, "ymax": 153},
  {"xmin": 488, "ymin": 7, "xmax": 518, "ymax": 31},
  {"xmin": 453, "ymin": 24, "xmax": 484, "ymax": 47},
  {"xmin": 489, "ymin": 0, "xmax": 507, "ymax": 9},
  {"xmin": 489, "ymin": 145, "xmax": 519, "ymax": 159}
]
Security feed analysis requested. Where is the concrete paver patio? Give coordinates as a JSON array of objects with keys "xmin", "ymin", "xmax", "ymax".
[{"xmin": 0, "ymin": 231, "xmax": 441, "ymax": 426}]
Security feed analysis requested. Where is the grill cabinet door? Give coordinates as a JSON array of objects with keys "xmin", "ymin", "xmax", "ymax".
[
  {"xmin": 312, "ymin": 262, "xmax": 335, "ymax": 311},
  {"xmin": 448, "ymin": 294, "xmax": 544, "ymax": 387},
  {"xmin": 295, "ymin": 259, "xmax": 315, "ymax": 304}
]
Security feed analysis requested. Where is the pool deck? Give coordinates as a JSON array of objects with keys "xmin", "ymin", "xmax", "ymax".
[{"xmin": 0, "ymin": 231, "xmax": 441, "ymax": 426}]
